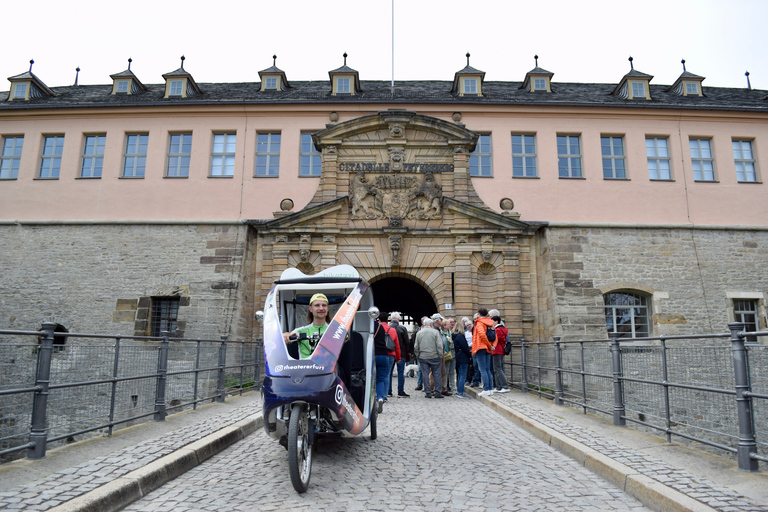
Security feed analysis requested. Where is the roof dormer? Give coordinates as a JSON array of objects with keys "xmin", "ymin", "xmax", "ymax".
[
  {"xmin": 161, "ymin": 56, "xmax": 202, "ymax": 99},
  {"xmin": 612, "ymin": 57, "xmax": 653, "ymax": 100},
  {"xmin": 258, "ymin": 55, "xmax": 291, "ymax": 92},
  {"xmin": 328, "ymin": 53, "xmax": 360, "ymax": 95},
  {"xmin": 667, "ymin": 59, "xmax": 705, "ymax": 97},
  {"xmin": 109, "ymin": 58, "xmax": 148, "ymax": 95},
  {"xmin": 520, "ymin": 55, "xmax": 554, "ymax": 92},
  {"xmin": 452, "ymin": 53, "xmax": 485, "ymax": 96},
  {"xmin": 6, "ymin": 60, "xmax": 55, "ymax": 101}
]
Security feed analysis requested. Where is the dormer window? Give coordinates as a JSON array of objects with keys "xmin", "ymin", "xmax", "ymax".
[
  {"xmin": 520, "ymin": 55, "xmax": 554, "ymax": 93},
  {"xmin": 336, "ymin": 77, "xmax": 351, "ymax": 94},
  {"xmin": 463, "ymin": 78, "xmax": 478, "ymax": 94},
  {"xmin": 12, "ymin": 83, "xmax": 27, "ymax": 100},
  {"xmin": 668, "ymin": 60, "xmax": 705, "ymax": 97},
  {"xmin": 533, "ymin": 78, "xmax": 547, "ymax": 91},
  {"xmin": 612, "ymin": 57, "xmax": 653, "ymax": 100},
  {"xmin": 169, "ymin": 80, "xmax": 184, "ymax": 96},
  {"xmin": 109, "ymin": 59, "xmax": 148, "ymax": 96},
  {"xmin": 685, "ymin": 82, "xmax": 699, "ymax": 95},
  {"xmin": 264, "ymin": 76, "xmax": 278, "ymax": 90},
  {"xmin": 258, "ymin": 55, "xmax": 291, "ymax": 92},
  {"xmin": 162, "ymin": 57, "xmax": 202, "ymax": 99},
  {"xmin": 630, "ymin": 81, "xmax": 646, "ymax": 99},
  {"xmin": 452, "ymin": 53, "xmax": 485, "ymax": 97},
  {"xmin": 116, "ymin": 80, "xmax": 129, "ymax": 93},
  {"xmin": 328, "ymin": 53, "xmax": 361, "ymax": 96}
]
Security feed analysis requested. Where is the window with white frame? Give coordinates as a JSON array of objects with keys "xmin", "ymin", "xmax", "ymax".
[
  {"xmin": 557, "ymin": 135, "xmax": 582, "ymax": 178},
  {"xmin": 116, "ymin": 80, "xmax": 130, "ymax": 93},
  {"xmin": 300, "ymin": 133, "xmax": 321, "ymax": 176},
  {"xmin": 39, "ymin": 135, "xmax": 64, "ymax": 178},
  {"xmin": 469, "ymin": 134, "xmax": 492, "ymax": 176},
  {"xmin": 1, "ymin": 136, "xmax": 24, "ymax": 179},
  {"xmin": 210, "ymin": 133, "xmax": 236, "ymax": 177},
  {"xmin": 123, "ymin": 134, "xmax": 148, "ymax": 177},
  {"xmin": 255, "ymin": 133, "xmax": 281, "ymax": 177},
  {"xmin": 604, "ymin": 291, "xmax": 651, "ymax": 338},
  {"xmin": 463, "ymin": 78, "xmax": 478, "ymax": 94},
  {"xmin": 80, "ymin": 134, "xmax": 106, "ymax": 178},
  {"xmin": 601, "ymin": 136, "xmax": 626, "ymax": 179},
  {"xmin": 167, "ymin": 133, "xmax": 192, "ymax": 177},
  {"xmin": 264, "ymin": 77, "xmax": 278, "ymax": 90},
  {"xmin": 12, "ymin": 83, "xmax": 27, "ymax": 99},
  {"xmin": 336, "ymin": 77, "xmax": 350, "ymax": 94},
  {"xmin": 690, "ymin": 138, "xmax": 715, "ymax": 181},
  {"xmin": 511, "ymin": 134, "xmax": 537, "ymax": 177},
  {"xmin": 733, "ymin": 140, "xmax": 757, "ymax": 183},
  {"xmin": 686, "ymin": 82, "xmax": 699, "ymax": 95},
  {"xmin": 533, "ymin": 78, "xmax": 547, "ymax": 91},
  {"xmin": 733, "ymin": 299, "xmax": 759, "ymax": 343},
  {"xmin": 169, "ymin": 80, "xmax": 184, "ymax": 97},
  {"xmin": 631, "ymin": 81, "xmax": 646, "ymax": 98},
  {"xmin": 646, "ymin": 137, "xmax": 671, "ymax": 180}
]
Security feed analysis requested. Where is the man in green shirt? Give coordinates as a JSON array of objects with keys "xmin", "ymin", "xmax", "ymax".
[{"xmin": 283, "ymin": 293, "xmax": 332, "ymax": 359}]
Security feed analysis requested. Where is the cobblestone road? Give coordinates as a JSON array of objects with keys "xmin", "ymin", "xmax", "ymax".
[{"xmin": 125, "ymin": 382, "xmax": 650, "ymax": 511}]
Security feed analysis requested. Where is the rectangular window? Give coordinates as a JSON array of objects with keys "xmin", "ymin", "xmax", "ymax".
[
  {"xmin": 123, "ymin": 134, "xmax": 148, "ymax": 177},
  {"xmin": 300, "ymin": 133, "xmax": 321, "ymax": 176},
  {"xmin": 150, "ymin": 297, "xmax": 180, "ymax": 337},
  {"xmin": 116, "ymin": 80, "xmax": 129, "ymax": 93},
  {"xmin": 646, "ymin": 137, "xmax": 671, "ymax": 180},
  {"xmin": 557, "ymin": 135, "xmax": 582, "ymax": 178},
  {"xmin": 511, "ymin": 134, "xmax": 536, "ymax": 177},
  {"xmin": 686, "ymin": 82, "xmax": 699, "ymax": 95},
  {"xmin": 469, "ymin": 134, "xmax": 492, "ymax": 176},
  {"xmin": 80, "ymin": 134, "xmax": 106, "ymax": 178},
  {"xmin": 39, "ymin": 135, "xmax": 64, "ymax": 178},
  {"xmin": 533, "ymin": 78, "xmax": 547, "ymax": 91},
  {"xmin": 463, "ymin": 78, "xmax": 478, "ymax": 94},
  {"xmin": 605, "ymin": 292, "xmax": 650, "ymax": 338},
  {"xmin": 169, "ymin": 80, "xmax": 183, "ymax": 96},
  {"xmin": 210, "ymin": 133, "xmax": 236, "ymax": 177},
  {"xmin": 733, "ymin": 140, "xmax": 757, "ymax": 183},
  {"xmin": 12, "ymin": 83, "xmax": 27, "ymax": 99},
  {"xmin": 264, "ymin": 77, "xmax": 278, "ymax": 90},
  {"xmin": 255, "ymin": 133, "xmax": 281, "ymax": 177},
  {"xmin": 167, "ymin": 133, "xmax": 192, "ymax": 177},
  {"xmin": 631, "ymin": 81, "xmax": 646, "ymax": 98},
  {"xmin": 601, "ymin": 136, "xmax": 626, "ymax": 179},
  {"xmin": 734, "ymin": 299, "xmax": 759, "ymax": 343},
  {"xmin": 0, "ymin": 136, "xmax": 24, "ymax": 179},
  {"xmin": 336, "ymin": 77, "xmax": 350, "ymax": 94},
  {"xmin": 690, "ymin": 138, "xmax": 715, "ymax": 181}
]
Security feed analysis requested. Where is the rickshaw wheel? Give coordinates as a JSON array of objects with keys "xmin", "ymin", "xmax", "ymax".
[
  {"xmin": 288, "ymin": 403, "xmax": 312, "ymax": 493},
  {"xmin": 369, "ymin": 406, "xmax": 377, "ymax": 440}
]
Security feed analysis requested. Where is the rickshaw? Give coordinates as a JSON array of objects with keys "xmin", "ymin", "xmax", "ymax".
[{"xmin": 255, "ymin": 265, "xmax": 379, "ymax": 493}]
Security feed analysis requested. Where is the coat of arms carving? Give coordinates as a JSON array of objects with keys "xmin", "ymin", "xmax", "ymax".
[{"xmin": 349, "ymin": 171, "xmax": 442, "ymax": 220}]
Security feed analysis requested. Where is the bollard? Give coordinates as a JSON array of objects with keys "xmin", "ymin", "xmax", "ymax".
[
  {"xmin": 217, "ymin": 336, "xmax": 228, "ymax": 403},
  {"xmin": 609, "ymin": 332, "xmax": 626, "ymax": 427},
  {"xmin": 553, "ymin": 336, "xmax": 563, "ymax": 406},
  {"xmin": 28, "ymin": 322, "xmax": 56, "ymax": 459},
  {"xmin": 729, "ymin": 322, "xmax": 759, "ymax": 472},
  {"xmin": 154, "ymin": 331, "xmax": 170, "ymax": 421}
]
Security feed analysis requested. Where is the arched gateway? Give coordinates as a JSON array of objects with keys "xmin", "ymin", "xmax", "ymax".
[{"xmin": 247, "ymin": 111, "xmax": 543, "ymax": 340}]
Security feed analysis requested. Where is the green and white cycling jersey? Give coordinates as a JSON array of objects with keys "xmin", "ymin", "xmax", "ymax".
[{"xmin": 293, "ymin": 323, "xmax": 329, "ymax": 359}]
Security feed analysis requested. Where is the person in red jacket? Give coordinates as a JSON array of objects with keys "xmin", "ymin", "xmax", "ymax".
[
  {"xmin": 471, "ymin": 308, "xmax": 495, "ymax": 396},
  {"xmin": 491, "ymin": 315, "xmax": 510, "ymax": 393},
  {"xmin": 374, "ymin": 318, "xmax": 400, "ymax": 413}
]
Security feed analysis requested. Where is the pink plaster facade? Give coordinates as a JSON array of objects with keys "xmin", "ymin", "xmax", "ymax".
[{"xmin": 1, "ymin": 103, "xmax": 766, "ymax": 226}]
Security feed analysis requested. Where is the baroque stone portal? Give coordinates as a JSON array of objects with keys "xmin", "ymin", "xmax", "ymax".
[{"xmin": 349, "ymin": 171, "xmax": 442, "ymax": 220}]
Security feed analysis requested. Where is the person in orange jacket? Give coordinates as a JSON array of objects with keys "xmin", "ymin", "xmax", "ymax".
[{"xmin": 471, "ymin": 308, "xmax": 495, "ymax": 396}]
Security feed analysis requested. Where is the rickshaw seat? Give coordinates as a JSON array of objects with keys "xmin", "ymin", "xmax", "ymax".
[{"xmin": 341, "ymin": 331, "xmax": 366, "ymax": 408}]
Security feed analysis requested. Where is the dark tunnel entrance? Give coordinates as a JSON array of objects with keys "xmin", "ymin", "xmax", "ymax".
[{"xmin": 370, "ymin": 276, "xmax": 437, "ymax": 324}]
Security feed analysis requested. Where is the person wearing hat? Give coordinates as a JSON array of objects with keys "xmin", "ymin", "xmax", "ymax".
[{"xmin": 283, "ymin": 293, "xmax": 332, "ymax": 359}]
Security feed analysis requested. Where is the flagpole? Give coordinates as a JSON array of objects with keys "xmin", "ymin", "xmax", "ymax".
[{"xmin": 391, "ymin": 0, "xmax": 395, "ymax": 95}]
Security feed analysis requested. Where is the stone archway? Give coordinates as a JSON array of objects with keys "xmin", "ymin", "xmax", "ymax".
[{"xmin": 369, "ymin": 275, "xmax": 437, "ymax": 323}]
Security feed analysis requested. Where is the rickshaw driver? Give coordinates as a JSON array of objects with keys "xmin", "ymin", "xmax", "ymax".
[{"xmin": 283, "ymin": 293, "xmax": 332, "ymax": 359}]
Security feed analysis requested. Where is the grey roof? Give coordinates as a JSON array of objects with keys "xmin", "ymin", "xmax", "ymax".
[
  {"xmin": 329, "ymin": 64, "xmax": 358, "ymax": 74},
  {"xmin": 526, "ymin": 66, "xmax": 554, "ymax": 76},
  {"xmin": 622, "ymin": 68, "xmax": 654, "ymax": 79},
  {"xmin": 455, "ymin": 65, "xmax": 485, "ymax": 75},
  {"xmin": 1, "ymin": 78, "xmax": 766, "ymax": 112}
]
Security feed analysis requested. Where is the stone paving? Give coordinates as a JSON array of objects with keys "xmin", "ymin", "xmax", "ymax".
[
  {"xmin": 124, "ymin": 380, "xmax": 650, "ymax": 512},
  {"xmin": 487, "ymin": 390, "xmax": 768, "ymax": 512},
  {"xmin": 0, "ymin": 400, "xmax": 261, "ymax": 511}
]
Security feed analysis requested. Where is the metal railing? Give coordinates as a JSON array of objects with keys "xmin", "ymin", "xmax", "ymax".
[
  {"xmin": 0, "ymin": 323, "xmax": 262, "ymax": 461},
  {"xmin": 505, "ymin": 323, "xmax": 768, "ymax": 472}
]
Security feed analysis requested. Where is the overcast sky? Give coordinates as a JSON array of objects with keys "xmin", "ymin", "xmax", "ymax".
[{"xmin": 3, "ymin": 0, "xmax": 766, "ymax": 91}]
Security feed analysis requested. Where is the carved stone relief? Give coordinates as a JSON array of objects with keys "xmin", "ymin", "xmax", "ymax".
[
  {"xmin": 388, "ymin": 147, "xmax": 405, "ymax": 171},
  {"xmin": 389, "ymin": 235, "xmax": 402, "ymax": 267},
  {"xmin": 388, "ymin": 123, "xmax": 405, "ymax": 138},
  {"xmin": 349, "ymin": 171, "xmax": 443, "ymax": 220}
]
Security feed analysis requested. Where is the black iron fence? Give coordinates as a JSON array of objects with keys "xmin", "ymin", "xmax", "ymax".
[
  {"xmin": 505, "ymin": 322, "xmax": 768, "ymax": 472},
  {"xmin": 0, "ymin": 323, "xmax": 262, "ymax": 461}
]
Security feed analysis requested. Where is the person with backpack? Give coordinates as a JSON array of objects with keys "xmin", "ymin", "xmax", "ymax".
[
  {"xmin": 374, "ymin": 318, "xmax": 400, "ymax": 413},
  {"xmin": 388, "ymin": 311, "xmax": 411, "ymax": 398},
  {"xmin": 451, "ymin": 317, "xmax": 472, "ymax": 398},
  {"xmin": 472, "ymin": 308, "xmax": 495, "ymax": 396},
  {"xmin": 490, "ymin": 315, "xmax": 510, "ymax": 393}
]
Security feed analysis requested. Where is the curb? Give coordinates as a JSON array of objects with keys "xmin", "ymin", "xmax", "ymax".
[
  {"xmin": 466, "ymin": 388, "xmax": 716, "ymax": 512},
  {"xmin": 47, "ymin": 415, "xmax": 263, "ymax": 512}
]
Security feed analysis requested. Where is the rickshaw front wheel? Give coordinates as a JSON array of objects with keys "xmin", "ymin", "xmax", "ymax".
[{"xmin": 288, "ymin": 403, "xmax": 312, "ymax": 493}]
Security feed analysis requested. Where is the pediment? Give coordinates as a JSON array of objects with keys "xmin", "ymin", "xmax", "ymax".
[{"xmin": 251, "ymin": 196, "xmax": 347, "ymax": 231}]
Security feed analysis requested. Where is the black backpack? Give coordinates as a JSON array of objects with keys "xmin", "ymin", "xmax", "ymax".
[{"xmin": 486, "ymin": 325, "xmax": 496, "ymax": 342}]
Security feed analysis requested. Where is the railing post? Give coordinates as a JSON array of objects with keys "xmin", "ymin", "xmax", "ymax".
[
  {"xmin": 192, "ymin": 339, "xmax": 201, "ymax": 410},
  {"xmin": 217, "ymin": 336, "xmax": 228, "ymax": 403},
  {"xmin": 154, "ymin": 331, "xmax": 170, "ymax": 421},
  {"xmin": 520, "ymin": 337, "xmax": 528, "ymax": 394},
  {"xmin": 729, "ymin": 322, "xmax": 759, "ymax": 472},
  {"xmin": 28, "ymin": 322, "xmax": 56, "ymax": 459},
  {"xmin": 610, "ymin": 332, "xmax": 626, "ymax": 427},
  {"xmin": 108, "ymin": 335, "xmax": 121, "ymax": 435},
  {"xmin": 553, "ymin": 336, "xmax": 564, "ymax": 406}
]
